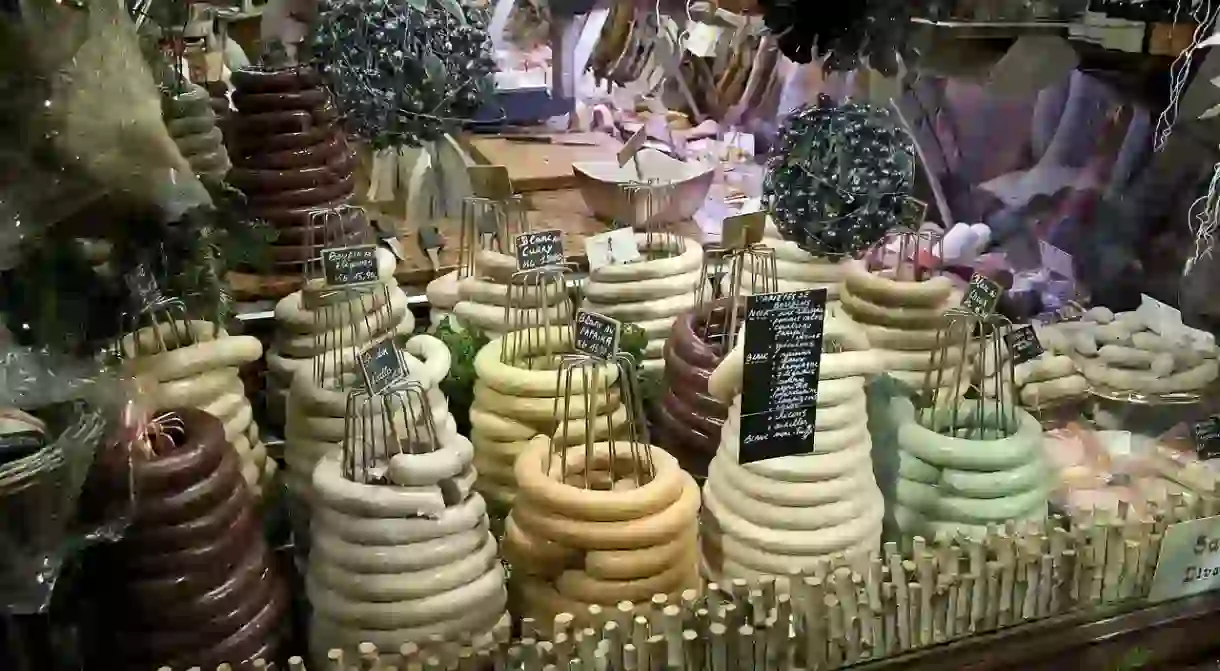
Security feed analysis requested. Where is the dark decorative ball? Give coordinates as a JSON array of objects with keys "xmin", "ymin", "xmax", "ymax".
[
  {"xmin": 310, "ymin": 0, "xmax": 497, "ymax": 148},
  {"xmin": 758, "ymin": 0, "xmax": 947, "ymax": 73},
  {"xmin": 764, "ymin": 96, "xmax": 916, "ymax": 258}
]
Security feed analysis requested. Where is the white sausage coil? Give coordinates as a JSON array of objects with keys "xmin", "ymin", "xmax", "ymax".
[
  {"xmin": 268, "ymin": 269, "xmax": 414, "ymax": 425},
  {"xmin": 580, "ymin": 234, "xmax": 704, "ymax": 372},
  {"xmin": 306, "ymin": 337, "xmax": 508, "ymax": 665},
  {"xmin": 451, "ymin": 250, "xmax": 573, "ymax": 336},
  {"xmin": 699, "ymin": 312, "xmax": 884, "ymax": 585},
  {"xmin": 123, "ymin": 321, "xmax": 274, "ymax": 496}
]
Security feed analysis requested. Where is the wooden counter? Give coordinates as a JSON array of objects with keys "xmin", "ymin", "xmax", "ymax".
[{"xmin": 227, "ymin": 188, "xmax": 703, "ymax": 301}]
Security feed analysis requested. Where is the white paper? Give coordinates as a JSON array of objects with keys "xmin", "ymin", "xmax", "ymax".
[
  {"xmin": 1139, "ymin": 293, "xmax": 1185, "ymax": 340},
  {"xmin": 1039, "ymin": 240, "xmax": 1074, "ymax": 280},
  {"xmin": 686, "ymin": 22, "xmax": 724, "ymax": 58},
  {"xmin": 585, "ymin": 227, "xmax": 642, "ymax": 270}
]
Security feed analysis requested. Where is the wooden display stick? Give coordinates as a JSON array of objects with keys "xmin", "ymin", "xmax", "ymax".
[
  {"xmin": 1037, "ymin": 553, "xmax": 1054, "ymax": 617},
  {"xmin": 944, "ymin": 574, "xmax": 958, "ymax": 642},
  {"xmin": 933, "ymin": 574, "xmax": 951, "ymax": 643},
  {"xmin": 1144, "ymin": 532, "xmax": 1164, "ymax": 593},
  {"xmin": 730, "ymin": 578, "xmax": 750, "ymax": 604},
  {"xmin": 907, "ymin": 582, "xmax": 923, "ymax": 649},
  {"xmin": 616, "ymin": 602, "xmax": 636, "ymax": 630},
  {"xmin": 957, "ymin": 574, "xmax": 975, "ymax": 638},
  {"xmin": 647, "ymin": 635, "xmax": 665, "ymax": 671},
  {"xmin": 1102, "ymin": 521, "xmax": 1125, "ymax": 604},
  {"xmin": 522, "ymin": 618, "xmax": 538, "ymax": 639},
  {"xmin": 736, "ymin": 625, "xmax": 755, "ymax": 670},
  {"xmin": 966, "ymin": 540, "xmax": 985, "ymax": 632},
  {"xmin": 825, "ymin": 595, "xmax": 845, "ymax": 665},
  {"xmin": 682, "ymin": 630, "xmax": 701, "ymax": 671},
  {"xmin": 720, "ymin": 603, "xmax": 740, "ymax": 631},
  {"xmin": 422, "ymin": 657, "xmax": 443, "ymax": 671},
  {"xmin": 881, "ymin": 582, "xmax": 896, "ymax": 655},
  {"xmin": 287, "ymin": 659, "xmax": 305, "ymax": 671},
  {"xmin": 748, "ymin": 589, "xmax": 767, "ymax": 628},
  {"xmin": 709, "ymin": 623, "xmax": 728, "ymax": 671},
  {"xmin": 1089, "ymin": 517, "xmax": 1108, "ymax": 604},
  {"xmin": 753, "ymin": 620, "xmax": 768, "ymax": 670},
  {"xmin": 802, "ymin": 577, "xmax": 826, "ymax": 670},
  {"xmin": 554, "ymin": 613, "xmax": 576, "ymax": 640},
  {"xmin": 707, "ymin": 583, "xmax": 723, "ymax": 618},
  {"xmin": 650, "ymin": 594, "xmax": 669, "ymax": 620},
  {"xmin": 984, "ymin": 562, "xmax": 1001, "ymax": 631},
  {"xmin": 915, "ymin": 552, "xmax": 934, "ymax": 646},
  {"xmin": 328, "ymin": 649, "xmax": 344, "ymax": 671},
  {"xmin": 663, "ymin": 606, "xmax": 683, "ymax": 667},
  {"xmin": 681, "ymin": 590, "xmax": 699, "ymax": 620},
  {"xmin": 623, "ymin": 643, "xmax": 638, "ymax": 671},
  {"xmin": 1121, "ymin": 539, "xmax": 1142, "ymax": 600},
  {"xmin": 993, "ymin": 534, "xmax": 1015, "ymax": 627},
  {"xmin": 601, "ymin": 622, "xmax": 622, "ymax": 671},
  {"xmin": 554, "ymin": 634, "xmax": 572, "ymax": 670},
  {"xmin": 887, "ymin": 552, "xmax": 910, "ymax": 650},
  {"xmin": 579, "ymin": 629, "xmax": 598, "ymax": 669},
  {"xmin": 358, "ymin": 642, "xmax": 380, "ymax": 671},
  {"xmin": 1059, "ymin": 549, "xmax": 1078, "ymax": 612},
  {"xmin": 631, "ymin": 616, "xmax": 650, "ymax": 669},
  {"xmin": 587, "ymin": 605, "xmax": 605, "ymax": 629}
]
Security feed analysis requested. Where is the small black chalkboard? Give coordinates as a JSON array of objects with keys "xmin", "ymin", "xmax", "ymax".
[
  {"xmin": 573, "ymin": 310, "xmax": 620, "ymax": 360},
  {"xmin": 358, "ymin": 338, "xmax": 407, "ymax": 395},
  {"xmin": 1005, "ymin": 324, "xmax": 1045, "ymax": 365},
  {"xmin": 417, "ymin": 225, "xmax": 443, "ymax": 251},
  {"xmin": 124, "ymin": 263, "xmax": 163, "ymax": 309},
  {"xmin": 1192, "ymin": 415, "xmax": 1220, "ymax": 459},
  {"xmin": 963, "ymin": 273, "xmax": 1003, "ymax": 317},
  {"xmin": 321, "ymin": 244, "xmax": 380, "ymax": 287},
  {"xmin": 739, "ymin": 288, "xmax": 827, "ymax": 464},
  {"xmin": 514, "ymin": 229, "xmax": 565, "ymax": 271}
]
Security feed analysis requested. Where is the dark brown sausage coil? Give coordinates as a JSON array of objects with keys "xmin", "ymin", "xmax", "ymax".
[
  {"xmin": 228, "ymin": 65, "xmax": 368, "ymax": 272},
  {"xmin": 83, "ymin": 408, "xmax": 284, "ymax": 671},
  {"xmin": 651, "ymin": 301, "xmax": 738, "ymax": 478}
]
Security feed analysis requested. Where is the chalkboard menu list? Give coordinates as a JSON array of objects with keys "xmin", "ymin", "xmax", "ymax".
[
  {"xmin": 359, "ymin": 338, "xmax": 407, "ymax": 395},
  {"xmin": 739, "ymin": 288, "xmax": 827, "ymax": 464},
  {"xmin": 514, "ymin": 229, "xmax": 565, "ymax": 271},
  {"xmin": 1005, "ymin": 324, "xmax": 1045, "ymax": 365},
  {"xmin": 322, "ymin": 245, "xmax": 380, "ymax": 287},
  {"xmin": 962, "ymin": 273, "xmax": 1002, "ymax": 317},
  {"xmin": 1193, "ymin": 415, "xmax": 1220, "ymax": 459},
  {"xmin": 573, "ymin": 310, "xmax": 620, "ymax": 360}
]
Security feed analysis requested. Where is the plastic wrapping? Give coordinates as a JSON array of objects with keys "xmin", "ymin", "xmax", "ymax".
[
  {"xmin": 0, "ymin": 0, "xmax": 211, "ymax": 267},
  {"xmin": 0, "ymin": 342, "xmax": 120, "ymax": 613}
]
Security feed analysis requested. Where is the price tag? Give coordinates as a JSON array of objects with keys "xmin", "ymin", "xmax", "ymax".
[
  {"xmin": 124, "ymin": 263, "xmax": 163, "ymax": 308},
  {"xmin": 739, "ymin": 288, "xmax": 828, "ymax": 464},
  {"xmin": 468, "ymin": 165, "xmax": 514, "ymax": 200},
  {"xmin": 572, "ymin": 309, "xmax": 621, "ymax": 360},
  {"xmin": 962, "ymin": 273, "xmax": 1003, "ymax": 317},
  {"xmin": 1039, "ymin": 240, "xmax": 1075, "ymax": 280},
  {"xmin": 1005, "ymin": 324, "xmax": 1045, "ymax": 365},
  {"xmin": 321, "ymin": 244, "xmax": 380, "ymax": 287},
  {"xmin": 358, "ymin": 338, "xmax": 408, "ymax": 396},
  {"xmin": 1147, "ymin": 514, "xmax": 1220, "ymax": 603},
  {"xmin": 722, "ymin": 211, "xmax": 766, "ymax": 250},
  {"xmin": 1193, "ymin": 415, "xmax": 1220, "ymax": 459},
  {"xmin": 585, "ymin": 227, "xmax": 641, "ymax": 270},
  {"xmin": 514, "ymin": 229, "xmax": 565, "ymax": 271},
  {"xmin": 1139, "ymin": 294, "xmax": 1185, "ymax": 339},
  {"xmin": 617, "ymin": 127, "xmax": 648, "ymax": 167}
]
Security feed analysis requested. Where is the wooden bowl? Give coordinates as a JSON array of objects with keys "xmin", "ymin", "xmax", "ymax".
[{"xmin": 572, "ymin": 149, "xmax": 715, "ymax": 227}]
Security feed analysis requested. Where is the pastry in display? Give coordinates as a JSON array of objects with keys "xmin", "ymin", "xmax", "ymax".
[
  {"xmin": 453, "ymin": 250, "xmax": 573, "ymax": 335},
  {"xmin": 582, "ymin": 233, "xmax": 704, "ymax": 373},
  {"xmin": 267, "ymin": 247, "xmax": 409, "ymax": 425},
  {"xmin": 121, "ymin": 321, "xmax": 274, "ymax": 496},
  {"xmin": 86, "ymin": 408, "xmax": 286, "ymax": 669},
  {"xmin": 283, "ymin": 333, "xmax": 444, "ymax": 510},
  {"xmin": 305, "ymin": 352, "xmax": 509, "ymax": 665},
  {"xmin": 163, "ymin": 83, "xmax": 231, "ymax": 183},
  {"xmin": 227, "ymin": 65, "xmax": 361, "ymax": 270},
  {"xmin": 889, "ymin": 395, "xmax": 1051, "ymax": 540},
  {"xmin": 838, "ymin": 258, "xmax": 963, "ymax": 393},
  {"xmin": 699, "ymin": 315, "xmax": 885, "ymax": 581},
  {"xmin": 505, "ymin": 437, "xmax": 701, "ymax": 624},
  {"xmin": 1038, "ymin": 306, "xmax": 1219, "ymax": 395},
  {"xmin": 469, "ymin": 326, "xmax": 631, "ymax": 513},
  {"xmin": 652, "ymin": 300, "xmax": 734, "ymax": 478}
]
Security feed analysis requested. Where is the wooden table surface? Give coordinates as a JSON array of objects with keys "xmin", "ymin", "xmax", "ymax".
[{"xmin": 227, "ymin": 188, "xmax": 703, "ymax": 301}]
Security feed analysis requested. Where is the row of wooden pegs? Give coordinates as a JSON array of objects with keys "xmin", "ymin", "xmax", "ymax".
[{"xmin": 157, "ymin": 492, "xmax": 1215, "ymax": 671}]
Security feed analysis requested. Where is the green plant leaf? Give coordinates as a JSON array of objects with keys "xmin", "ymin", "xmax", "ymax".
[{"xmin": 433, "ymin": 0, "xmax": 467, "ymax": 24}]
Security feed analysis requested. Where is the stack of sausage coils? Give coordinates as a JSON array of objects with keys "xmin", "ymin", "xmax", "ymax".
[
  {"xmin": 85, "ymin": 409, "xmax": 286, "ymax": 670},
  {"xmin": 227, "ymin": 66, "xmax": 363, "ymax": 269}
]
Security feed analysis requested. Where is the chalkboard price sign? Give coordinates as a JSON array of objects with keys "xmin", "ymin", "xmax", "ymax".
[
  {"xmin": 514, "ymin": 229, "xmax": 565, "ymax": 271},
  {"xmin": 358, "ymin": 338, "xmax": 408, "ymax": 395},
  {"xmin": 739, "ymin": 288, "xmax": 827, "ymax": 464},
  {"xmin": 1005, "ymin": 324, "xmax": 1045, "ymax": 365},
  {"xmin": 322, "ymin": 245, "xmax": 380, "ymax": 287},
  {"xmin": 963, "ymin": 273, "xmax": 1002, "ymax": 317},
  {"xmin": 573, "ymin": 310, "xmax": 621, "ymax": 360},
  {"xmin": 1192, "ymin": 415, "xmax": 1220, "ymax": 459}
]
